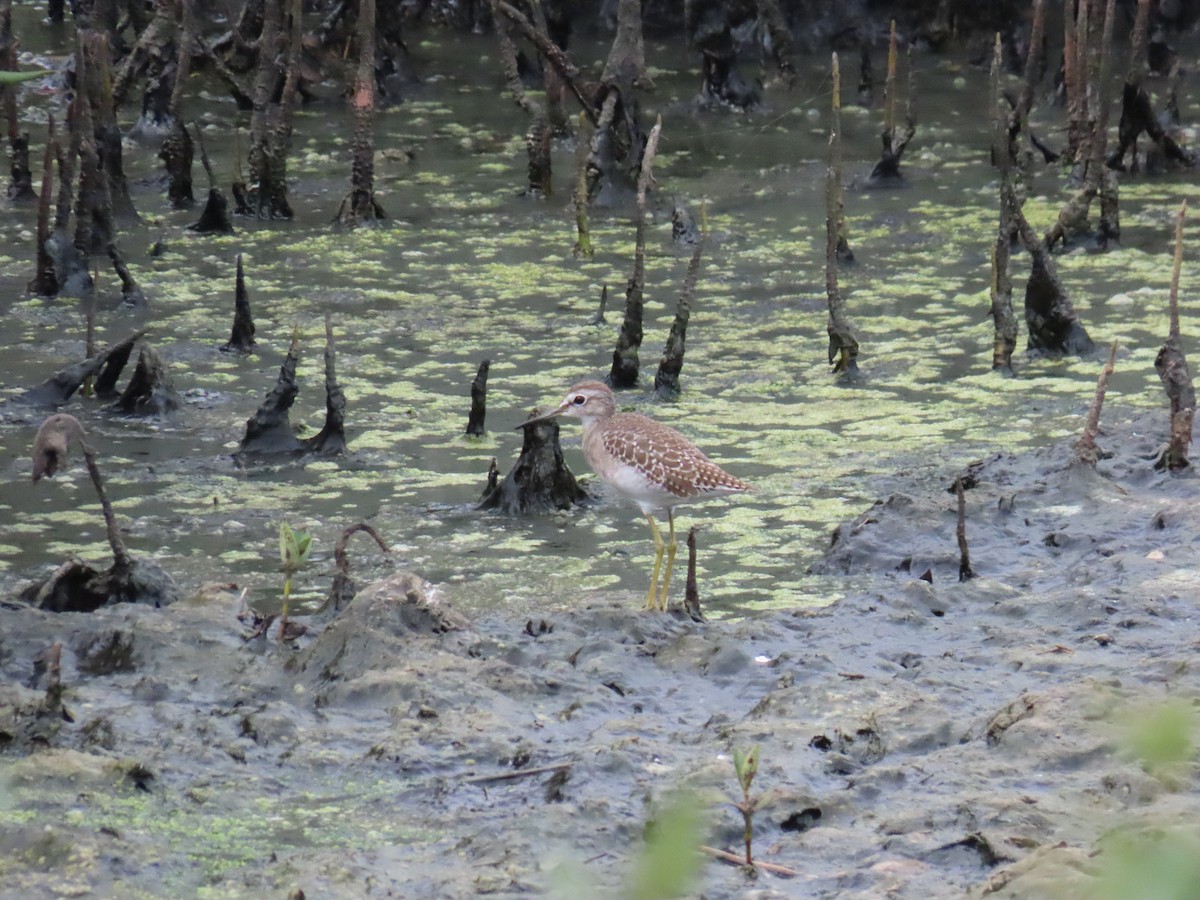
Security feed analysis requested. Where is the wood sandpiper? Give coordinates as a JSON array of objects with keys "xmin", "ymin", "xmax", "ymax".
[{"xmin": 524, "ymin": 381, "xmax": 750, "ymax": 610}]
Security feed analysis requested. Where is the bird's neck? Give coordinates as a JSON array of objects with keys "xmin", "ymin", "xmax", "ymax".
[{"xmin": 579, "ymin": 415, "xmax": 609, "ymax": 461}]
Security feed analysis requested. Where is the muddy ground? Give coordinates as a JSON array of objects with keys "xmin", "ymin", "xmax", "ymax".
[{"xmin": 2, "ymin": 406, "xmax": 1199, "ymax": 899}]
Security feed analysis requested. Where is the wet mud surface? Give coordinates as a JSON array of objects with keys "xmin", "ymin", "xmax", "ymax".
[{"xmin": 3, "ymin": 407, "xmax": 1198, "ymax": 898}]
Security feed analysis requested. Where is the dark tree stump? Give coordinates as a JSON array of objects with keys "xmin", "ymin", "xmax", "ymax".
[
  {"xmin": 93, "ymin": 330, "xmax": 145, "ymax": 396},
  {"xmin": 478, "ymin": 416, "xmax": 588, "ymax": 514},
  {"xmin": 111, "ymin": 344, "xmax": 181, "ymax": 415},
  {"xmin": 1107, "ymin": 81, "xmax": 1194, "ymax": 171},
  {"xmin": 16, "ymin": 330, "xmax": 143, "ymax": 406},
  {"xmin": 693, "ymin": 7, "xmax": 761, "ymax": 111},
  {"xmin": 190, "ymin": 187, "xmax": 234, "ymax": 234},
  {"xmin": 1024, "ymin": 246, "xmax": 1095, "ymax": 356},
  {"xmin": 189, "ymin": 125, "xmax": 235, "ymax": 234},
  {"xmin": 20, "ymin": 556, "xmax": 180, "ymax": 612}
]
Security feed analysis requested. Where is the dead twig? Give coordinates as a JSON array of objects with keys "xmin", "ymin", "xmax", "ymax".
[
  {"xmin": 464, "ymin": 763, "xmax": 572, "ymax": 786},
  {"xmin": 699, "ymin": 845, "xmax": 801, "ymax": 877},
  {"xmin": 1074, "ymin": 340, "xmax": 1119, "ymax": 466}
]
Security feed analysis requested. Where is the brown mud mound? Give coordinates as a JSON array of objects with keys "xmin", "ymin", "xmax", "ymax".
[{"xmin": 2, "ymin": 411, "xmax": 1199, "ymax": 898}]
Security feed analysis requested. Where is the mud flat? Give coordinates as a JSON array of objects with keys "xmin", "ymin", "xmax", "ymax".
[{"xmin": 2, "ymin": 408, "xmax": 1198, "ymax": 899}]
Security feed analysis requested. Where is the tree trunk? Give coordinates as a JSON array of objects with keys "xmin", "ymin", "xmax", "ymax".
[{"xmin": 336, "ymin": 0, "xmax": 385, "ymax": 224}]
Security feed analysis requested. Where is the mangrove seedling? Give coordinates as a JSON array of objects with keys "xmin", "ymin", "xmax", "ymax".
[
  {"xmin": 278, "ymin": 523, "xmax": 312, "ymax": 641},
  {"xmin": 732, "ymin": 745, "xmax": 762, "ymax": 866}
]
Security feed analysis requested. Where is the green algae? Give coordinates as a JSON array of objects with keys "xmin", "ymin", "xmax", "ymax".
[
  {"xmin": 0, "ymin": 17, "xmax": 1195, "ymax": 624},
  {"xmin": 1, "ymin": 763, "xmax": 436, "ymax": 893}
]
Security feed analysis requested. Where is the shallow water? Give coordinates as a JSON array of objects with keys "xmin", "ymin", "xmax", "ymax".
[{"xmin": 0, "ymin": 19, "xmax": 1196, "ymax": 618}]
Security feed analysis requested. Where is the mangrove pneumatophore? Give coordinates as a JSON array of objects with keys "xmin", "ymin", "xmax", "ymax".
[
  {"xmin": 189, "ymin": 126, "xmax": 235, "ymax": 235},
  {"xmin": 826, "ymin": 54, "xmax": 859, "ymax": 377},
  {"xmin": 866, "ymin": 22, "xmax": 917, "ymax": 188},
  {"xmin": 15, "ymin": 329, "xmax": 145, "ymax": 407},
  {"xmin": 608, "ymin": 116, "xmax": 661, "ymax": 390},
  {"xmin": 236, "ymin": 317, "xmax": 347, "ymax": 457},
  {"xmin": 1154, "ymin": 202, "xmax": 1194, "ymax": 473},
  {"xmin": 655, "ymin": 203, "xmax": 706, "ymax": 399},
  {"xmin": 466, "ymin": 359, "xmax": 490, "ymax": 437},
  {"xmin": 222, "ymin": 254, "xmax": 256, "ymax": 353}
]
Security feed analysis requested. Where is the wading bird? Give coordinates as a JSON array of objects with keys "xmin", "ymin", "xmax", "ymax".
[{"xmin": 523, "ymin": 381, "xmax": 750, "ymax": 610}]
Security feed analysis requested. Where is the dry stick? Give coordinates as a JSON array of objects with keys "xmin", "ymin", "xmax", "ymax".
[
  {"xmin": 32, "ymin": 414, "xmax": 133, "ymax": 571},
  {"xmin": 584, "ymin": 90, "xmax": 619, "ymax": 202},
  {"xmin": 490, "ymin": 0, "xmax": 548, "ymax": 197},
  {"xmin": 683, "ymin": 525, "xmax": 702, "ymax": 621},
  {"xmin": 466, "ymin": 359, "xmax": 490, "ymax": 436},
  {"xmin": 883, "ymin": 21, "xmax": 896, "ymax": 140},
  {"xmin": 463, "ymin": 763, "xmax": 572, "ymax": 786},
  {"xmin": 1046, "ymin": 0, "xmax": 1116, "ymax": 249},
  {"xmin": 1074, "ymin": 339, "xmax": 1119, "ymax": 466},
  {"xmin": 609, "ymin": 114, "xmax": 661, "ymax": 388},
  {"xmin": 573, "ymin": 111, "xmax": 594, "ymax": 258},
  {"xmin": 904, "ymin": 41, "xmax": 916, "ymax": 140},
  {"xmin": 830, "ymin": 43, "xmax": 852, "ymax": 262},
  {"xmin": 699, "ymin": 845, "xmax": 801, "ymax": 877},
  {"xmin": 990, "ymin": 34, "xmax": 1017, "ymax": 372},
  {"xmin": 30, "ymin": 115, "xmax": 58, "ymax": 296},
  {"xmin": 1168, "ymin": 201, "xmax": 1186, "ymax": 340},
  {"xmin": 826, "ymin": 55, "xmax": 859, "ymax": 375},
  {"xmin": 1155, "ymin": 201, "xmax": 1194, "ymax": 472},
  {"xmin": 955, "ymin": 476, "xmax": 975, "ymax": 581},
  {"xmin": 592, "ymin": 283, "xmax": 607, "ymax": 324}
]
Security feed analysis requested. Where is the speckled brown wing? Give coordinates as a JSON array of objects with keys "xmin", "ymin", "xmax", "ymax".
[{"xmin": 600, "ymin": 413, "xmax": 750, "ymax": 500}]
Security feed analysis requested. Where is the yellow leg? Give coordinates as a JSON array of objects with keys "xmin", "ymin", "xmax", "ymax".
[
  {"xmin": 657, "ymin": 511, "xmax": 677, "ymax": 611},
  {"xmin": 643, "ymin": 513, "xmax": 665, "ymax": 610}
]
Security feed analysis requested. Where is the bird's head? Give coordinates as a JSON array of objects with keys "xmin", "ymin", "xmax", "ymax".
[{"xmin": 518, "ymin": 380, "xmax": 616, "ymax": 429}]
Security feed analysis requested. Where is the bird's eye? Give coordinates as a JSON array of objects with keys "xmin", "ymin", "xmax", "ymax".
[{"xmin": 572, "ymin": 395, "xmax": 586, "ymax": 405}]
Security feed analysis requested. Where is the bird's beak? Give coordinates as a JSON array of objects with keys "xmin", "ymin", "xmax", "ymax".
[{"xmin": 515, "ymin": 401, "xmax": 569, "ymax": 430}]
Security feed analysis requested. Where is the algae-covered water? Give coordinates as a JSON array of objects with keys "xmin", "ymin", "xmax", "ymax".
[{"xmin": 0, "ymin": 16, "xmax": 1196, "ymax": 620}]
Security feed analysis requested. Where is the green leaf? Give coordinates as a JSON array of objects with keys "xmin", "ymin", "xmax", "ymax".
[
  {"xmin": 279, "ymin": 522, "xmax": 295, "ymax": 567},
  {"xmin": 627, "ymin": 792, "xmax": 704, "ymax": 900},
  {"xmin": 733, "ymin": 745, "xmax": 759, "ymax": 794},
  {"xmin": 296, "ymin": 531, "xmax": 313, "ymax": 564},
  {"xmin": 1124, "ymin": 700, "xmax": 1195, "ymax": 781},
  {"xmin": 0, "ymin": 69, "xmax": 52, "ymax": 85}
]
